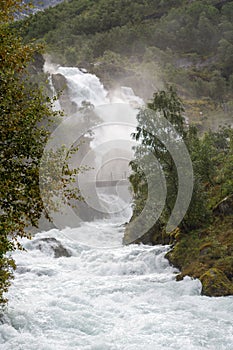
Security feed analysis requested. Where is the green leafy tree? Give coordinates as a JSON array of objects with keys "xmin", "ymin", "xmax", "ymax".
[
  {"xmin": 129, "ymin": 87, "xmax": 187, "ymax": 230},
  {"xmin": 129, "ymin": 86, "xmax": 233, "ymax": 243},
  {"xmin": 0, "ymin": 1, "xmax": 80, "ymax": 305},
  {"xmin": 129, "ymin": 87, "xmax": 212, "ymax": 238},
  {"xmin": 207, "ymin": 127, "xmax": 233, "ymax": 201}
]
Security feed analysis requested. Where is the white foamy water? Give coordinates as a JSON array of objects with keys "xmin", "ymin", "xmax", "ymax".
[
  {"xmin": 57, "ymin": 66, "xmax": 109, "ymax": 107},
  {"xmin": 2, "ymin": 64, "xmax": 232, "ymax": 349},
  {"xmin": 1, "ymin": 217, "xmax": 233, "ymax": 350},
  {"xmin": 44, "ymin": 63, "xmax": 143, "ymax": 108}
]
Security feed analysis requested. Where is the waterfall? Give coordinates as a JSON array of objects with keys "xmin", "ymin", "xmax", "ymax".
[
  {"xmin": 48, "ymin": 75, "xmax": 61, "ymax": 111},
  {"xmin": 56, "ymin": 66, "xmax": 109, "ymax": 107},
  {"xmin": 1, "ymin": 64, "xmax": 233, "ymax": 350},
  {"xmin": 44, "ymin": 63, "xmax": 143, "ymax": 109},
  {"xmin": 43, "ymin": 62, "xmax": 143, "ymax": 225}
]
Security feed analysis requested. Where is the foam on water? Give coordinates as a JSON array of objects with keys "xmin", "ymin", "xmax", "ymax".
[
  {"xmin": 44, "ymin": 64, "xmax": 144, "ymax": 109},
  {"xmin": 3, "ymin": 64, "xmax": 231, "ymax": 349},
  {"xmin": 57, "ymin": 67, "xmax": 109, "ymax": 107},
  {"xmin": 1, "ymin": 218, "xmax": 233, "ymax": 350}
]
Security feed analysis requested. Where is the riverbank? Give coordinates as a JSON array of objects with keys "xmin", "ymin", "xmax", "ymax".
[
  {"xmin": 124, "ymin": 213, "xmax": 233, "ymax": 297},
  {"xmin": 167, "ymin": 214, "xmax": 233, "ymax": 296}
]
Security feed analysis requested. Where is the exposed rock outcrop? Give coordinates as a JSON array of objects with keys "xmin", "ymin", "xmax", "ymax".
[
  {"xmin": 32, "ymin": 237, "xmax": 72, "ymax": 258},
  {"xmin": 213, "ymin": 195, "xmax": 233, "ymax": 216},
  {"xmin": 52, "ymin": 73, "xmax": 78, "ymax": 115},
  {"xmin": 28, "ymin": 52, "xmax": 45, "ymax": 75},
  {"xmin": 200, "ymin": 268, "xmax": 233, "ymax": 297}
]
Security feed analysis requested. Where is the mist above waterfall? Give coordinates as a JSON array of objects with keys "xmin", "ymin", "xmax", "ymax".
[
  {"xmin": 44, "ymin": 61, "xmax": 143, "ymax": 110},
  {"xmin": 43, "ymin": 61, "xmax": 143, "ymax": 227}
]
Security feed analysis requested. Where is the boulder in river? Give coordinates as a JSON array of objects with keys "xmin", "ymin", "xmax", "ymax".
[
  {"xmin": 32, "ymin": 237, "xmax": 72, "ymax": 258},
  {"xmin": 200, "ymin": 268, "xmax": 233, "ymax": 297}
]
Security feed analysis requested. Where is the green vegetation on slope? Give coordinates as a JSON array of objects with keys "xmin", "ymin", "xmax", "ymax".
[
  {"xmin": 124, "ymin": 87, "xmax": 233, "ymax": 296},
  {"xmin": 17, "ymin": 0, "xmax": 233, "ymax": 129},
  {"xmin": 167, "ymin": 215, "xmax": 233, "ymax": 296}
]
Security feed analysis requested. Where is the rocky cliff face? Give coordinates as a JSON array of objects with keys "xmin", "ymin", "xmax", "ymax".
[
  {"xmin": 16, "ymin": 0, "xmax": 64, "ymax": 17},
  {"xmin": 51, "ymin": 73, "xmax": 78, "ymax": 115},
  {"xmin": 27, "ymin": 0, "xmax": 64, "ymax": 12}
]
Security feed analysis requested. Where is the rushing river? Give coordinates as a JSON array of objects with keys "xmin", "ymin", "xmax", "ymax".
[
  {"xmin": 1, "ymin": 216, "xmax": 233, "ymax": 350},
  {"xmin": 1, "ymin": 65, "xmax": 233, "ymax": 349}
]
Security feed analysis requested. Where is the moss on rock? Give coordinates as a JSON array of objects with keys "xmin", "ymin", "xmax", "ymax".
[
  {"xmin": 125, "ymin": 215, "xmax": 233, "ymax": 296},
  {"xmin": 165, "ymin": 216, "xmax": 233, "ymax": 296},
  {"xmin": 200, "ymin": 268, "xmax": 233, "ymax": 297}
]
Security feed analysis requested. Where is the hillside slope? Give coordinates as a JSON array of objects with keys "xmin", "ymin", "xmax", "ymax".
[{"xmin": 18, "ymin": 0, "xmax": 233, "ymax": 129}]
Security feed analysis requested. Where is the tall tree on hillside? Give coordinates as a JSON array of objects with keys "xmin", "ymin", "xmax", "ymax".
[{"xmin": 128, "ymin": 87, "xmax": 212, "ymax": 243}]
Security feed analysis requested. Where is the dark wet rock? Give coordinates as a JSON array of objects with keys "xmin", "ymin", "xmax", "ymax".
[
  {"xmin": 28, "ymin": 52, "xmax": 45, "ymax": 75},
  {"xmin": 32, "ymin": 237, "xmax": 72, "ymax": 258},
  {"xmin": 52, "ymin": 73, "xmax": 67, "ymax": 91},
  {"xmin": 16, "ymin": 266, "xmax": 32, "ymax": 274},
  {"xmin": 123, "ymin": 221, "xmax": 171, "ymax": 245},
  {"xmin": 52, "ymin": 73, "xmax": 78, "ymax": 115},
  {"xmin": 213, "ymin": 195, "xmax": 233, "ymax": 216},
  {"xmin": 200, "ymin": 268, "xmax": 233, "ymax": 297},
  {"xmin": 16, "ymin": 266, "xmax": 56, "ymax": 276}
]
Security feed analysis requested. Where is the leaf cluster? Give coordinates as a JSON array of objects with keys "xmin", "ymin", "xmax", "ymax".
[
  {"xmin": 129, "ymin": 87, "xmax": 233, "ymax": 237},
  {"xmin": 0, "ymin": 1, "xmax": 82, "ymax": 305}
]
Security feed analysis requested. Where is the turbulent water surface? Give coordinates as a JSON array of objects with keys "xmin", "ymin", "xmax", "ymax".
[
  {"xmin": 1, "ymin": 65, "xmax": 232, "ymax": 349},
  {"xmin": 0, "ymin": 216, "xmax": 233, "ymax": 350}
]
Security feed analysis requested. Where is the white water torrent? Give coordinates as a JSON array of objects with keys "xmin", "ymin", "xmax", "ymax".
[
  {"xmin": 57, "ymin": 66, "xmax": 109, "ymax": 107},
  {"xmin": 1, "ymin": 218, "xmax": 233, "ymax": 350},
  {"xmin": 44, "ymin": 62, "xmax": 143, "ymax": 108},
  {"xmin": 42, "ymin": 63, "xmax": 142, "ymax": 229},
  {"xmin": 1, "ymin": 65, "xmax": 233, "ymax": 349}
]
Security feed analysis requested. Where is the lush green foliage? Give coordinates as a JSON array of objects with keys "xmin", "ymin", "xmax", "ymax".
[
  {"xmin": 166, "ymin": 215, "xmax": 233, "ymax": 296},
  {"xmin": 0, "ymin": 1, "xmax": 80, "ymax": 305},
  {"xmin": 126, "ymin": 87, "xmax": 232, "ymax": 295},
  {"xmin": 129, "ymin": 87, "xmax": 186, "ymax": 225},
  {"xmin": 128, "ymin": 87, "xmax": 233, "ymax": 237},
  {"xmin": 14, "ymin": 0, "xmax": 233, "ymax": 130}
]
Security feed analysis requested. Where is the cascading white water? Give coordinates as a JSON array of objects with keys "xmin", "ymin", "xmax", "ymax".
[
  {"xmin": 48, "ymin": 75, "xmax": 62, "ymax": 111},
  {"xmin": 57, "ymin": 66, "xmax": 109, "ymax": 107},
  {"xmin": 1, "ymin": 65, "xmax": 233, "ymax": 349},
  {"xmin": 44, "ymin": 63, "xmax": 143, "ymax": 108},
  {"xmin": 43, "ymin": 63, "xmax": 141, "ymax": 225},
  {"xmin": 1, "ymin": 220, "xmax": 233, "ymax": 349}
]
